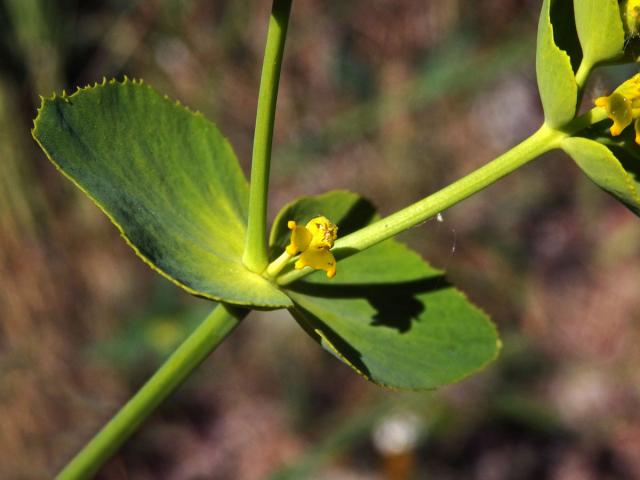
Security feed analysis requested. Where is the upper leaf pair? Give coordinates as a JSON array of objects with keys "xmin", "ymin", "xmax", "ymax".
[
  {"xmin": 536, "ymin": 0, "xmax": 624, "ymax": 127},
  {"xmin": 536, "ymin": 1, "xmax": 640, "ymax": 217}
]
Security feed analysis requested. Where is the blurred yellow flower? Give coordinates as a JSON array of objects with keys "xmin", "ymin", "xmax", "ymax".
[
  {"xmin": 286, "ymin": 216, "xmax": 338, "ymax": 278},
  {"xmin": 621, "ymin": 0, "xmax": 640, "ymax": 36},
  {"xmin": 595, "ymin": 73, "xmax": 640, "ymax": 144}
]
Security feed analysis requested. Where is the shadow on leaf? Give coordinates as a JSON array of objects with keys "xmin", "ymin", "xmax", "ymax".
[
  {"xmin": 287, "ymin": 275, "xmax": 449, "ymax": 334},
  {"xmin": 334, "ymin": 197, "xmax": 377, "ymax": 235},
  {"xmin": 610, "ymin": 144, "xmax": 640, "ymax": 184},
  {"xmin": 290, "ymin": 303, "xmax": 372, "ymax": 379}
]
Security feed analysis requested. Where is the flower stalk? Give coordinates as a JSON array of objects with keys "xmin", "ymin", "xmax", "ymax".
[{"xmin": 265, "ymin": 250, "xmax": 292, "ymax": 279}]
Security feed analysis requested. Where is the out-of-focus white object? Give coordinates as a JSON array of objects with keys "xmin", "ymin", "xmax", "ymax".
[{"xmin": 372, "ymin": 411, "xmax": 423, "ymax": 455}]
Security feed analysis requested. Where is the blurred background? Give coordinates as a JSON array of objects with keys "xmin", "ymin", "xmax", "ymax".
[{"xmin": 2, "ymin": 0, "xmax": 640, "ymax": 478}]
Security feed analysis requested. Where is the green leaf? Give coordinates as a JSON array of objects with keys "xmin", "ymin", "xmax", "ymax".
[
  {"xmin": 550, "ymin": 0, "xmax": 581, "ymax": 72},
  {"xmin": 562, "ymin": 136, "xmax": 640, "ymax": 216},
  {"xmin": 574, "ymin": 0, "xmax": 625, "ymax": 68},
  {"xmin": 271, "ymin": 191, "xmax": 501, "ymax": 390},
  {"xmin": 33, "ymin": 79, "xmax": 292, "ymax": 308},
  {"xmin": 536, "ymin": 0, "xmax": 577, "ymax": 127}
]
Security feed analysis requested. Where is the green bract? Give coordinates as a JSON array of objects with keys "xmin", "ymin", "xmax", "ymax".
[
  {"xmin": 536, "ymin": 0, "xmax": 577, "ymax": 127},
  {"xmin": 574, "ymin": 0, "xmax": 625, "ymax": 68},
  {"xmin": 272, "ymin": 191, "xmax": 500, "ymax": 389},
  {"xmin": 563, "ymin": 134, "xmax": 640, "ymax": 216},
  {"xmin": 33, "ymin": 81, "xmax": 500, "ymax": 390},
  {"xmin": 33, "ymin": 79, "xmax": 292, "ymax": 308},
  {"xmin": 534, "ymin": 0, "xmax": 640, "ymax": 217}
]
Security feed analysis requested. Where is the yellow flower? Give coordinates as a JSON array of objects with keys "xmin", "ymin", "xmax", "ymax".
[
  {"xmin": 595, "ymin": 73, "xmax": 640, "ymax": 144},
  {"xmin": 286, "ymin": 216, "xmax": 338, "ymax": 278}
]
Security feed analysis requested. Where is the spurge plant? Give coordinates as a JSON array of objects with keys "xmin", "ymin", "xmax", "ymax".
[{"xmin": 30, "ymin": 0, "xmax": 640, "ymax": 478}]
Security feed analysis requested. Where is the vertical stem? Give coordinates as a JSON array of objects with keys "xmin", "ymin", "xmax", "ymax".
[
  {"xmin": 57, "ymin": 304, "xmax": 247, "ymax": 480},
  {"xmin": 243, "ymin": 0, "xmax": 294, "ymax": 273}
]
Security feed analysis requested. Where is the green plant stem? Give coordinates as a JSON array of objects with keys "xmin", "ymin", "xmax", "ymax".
[
  {"xmin": 277, "ymin": 108, "xmax": 608, "ymax": 286},
  {"xmin": 57, "ymin": 304, "xmax": 247, "ymax": 480},
  {"xmin": 576, "ymin": 55, "xmax": 628, "ymax": 92},
  {"xmin": 265, "ymin": 250, "xmax": 292, "ymax": 279},
  {"xmin": 243, "ymin": 0, "xmax": 293, "ymax": 273}
]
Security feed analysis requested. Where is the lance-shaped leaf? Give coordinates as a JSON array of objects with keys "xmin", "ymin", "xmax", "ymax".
[
  {"xmin": 271, "ymin": 191, "xmax": 501, "ymax": 390},
  {"xmin": 536, "ymin": 0, "xmax": 577, "ymax": 127},
  {"xmin": 33, "ymin": 79, "xmax": 292, "ymax": 308},
  {"xmin": 562, "ymin": 136, "xmax": 640, "ymax": 216},
  {"xmin": 574, "ymin": 0, "xmax": 625, "ymax": 69}
]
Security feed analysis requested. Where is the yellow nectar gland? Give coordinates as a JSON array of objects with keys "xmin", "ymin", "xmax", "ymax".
[
  {"xmin": 286, "ymin": 216, "xmax": 338, "ymax": 278},
  {"xmin": 595, "ymin": 73, "xmax": 640, "ymax": 144}
]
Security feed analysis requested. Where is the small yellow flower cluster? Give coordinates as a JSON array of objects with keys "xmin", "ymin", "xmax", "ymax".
[
  {"xmin": 286, "ymin": 216, "xmax": 338, "ymax": 278},
  {"xmin": 595, "ymin": 73, "xmax": 640, "ymax": 144}
]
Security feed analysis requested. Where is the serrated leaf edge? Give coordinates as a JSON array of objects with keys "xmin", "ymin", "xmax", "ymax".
[
  {"xmin": 536, "ymin": 0, "xmax": 577, "ymax": 127},
  {"xmin": 32, "ymin": 77, "xmax": 293, "ymax": 309}
]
